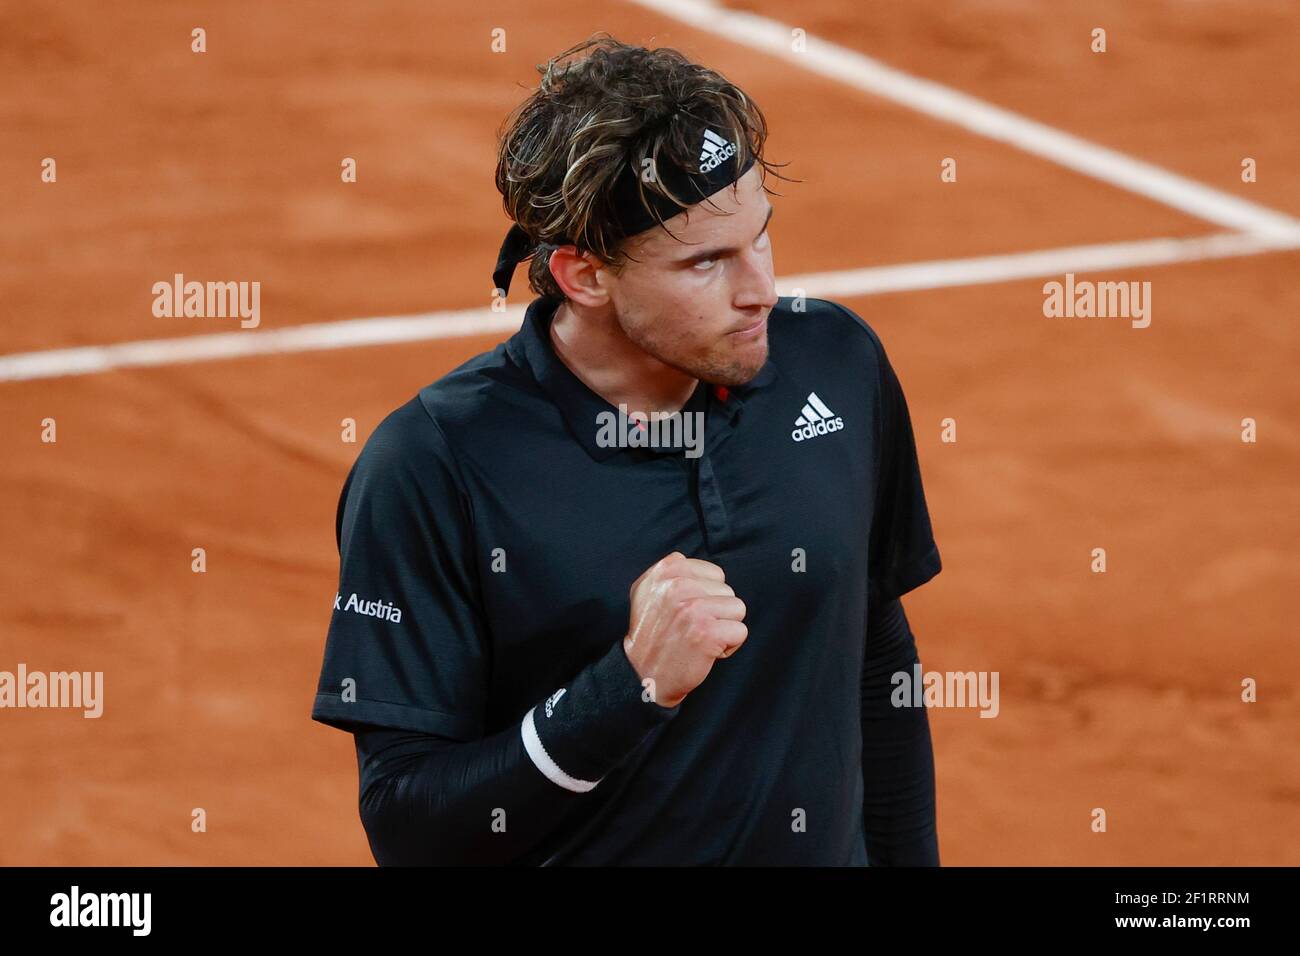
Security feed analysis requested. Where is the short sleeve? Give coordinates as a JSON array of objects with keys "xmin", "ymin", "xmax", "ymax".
[
  {"xmin": 311, "ymin": 397, "xmax": 488, "ymax": 741},
  {"xmin": 837, "ymin": 304, "xmax": 942, "ymax": 604}
]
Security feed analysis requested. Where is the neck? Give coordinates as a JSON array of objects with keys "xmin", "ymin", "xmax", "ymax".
[{"xmin": 549, "ymin": 299, "xmax": 698, "ymax": 414}]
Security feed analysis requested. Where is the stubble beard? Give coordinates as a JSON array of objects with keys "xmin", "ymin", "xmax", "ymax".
[{"xmin": 618, "ymin": 313, "xmax": 769, "ymax": 388}]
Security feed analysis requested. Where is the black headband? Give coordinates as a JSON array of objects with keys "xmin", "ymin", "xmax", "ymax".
[{"xmin": 492, "ymin": 124, "xmax": 757, "ymax": 296}]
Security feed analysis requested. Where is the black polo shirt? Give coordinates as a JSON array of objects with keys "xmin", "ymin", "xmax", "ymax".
[{"xmin": 312, "ymin": 293, "xmax": 941, "ymax": 865}]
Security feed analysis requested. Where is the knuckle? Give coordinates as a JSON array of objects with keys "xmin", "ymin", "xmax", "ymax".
[{"xmin": 682, "ymin": 602, "xmax": 711, "ymax": 631}]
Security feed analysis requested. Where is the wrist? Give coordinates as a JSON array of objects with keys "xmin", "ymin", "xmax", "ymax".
[
  {"xmin": 621, "ymin": 635, "xmax": 682, "ymax": 710},
  {"xmin": 524, "ymin": 638, "xmax": 680, "ymax": 790}
]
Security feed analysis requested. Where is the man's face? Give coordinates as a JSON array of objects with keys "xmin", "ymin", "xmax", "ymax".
[{"xmin": 603, "ymin": 165, "xmax": 778, "ymax": 387}]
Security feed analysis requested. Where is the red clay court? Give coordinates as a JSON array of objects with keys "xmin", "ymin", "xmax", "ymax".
[{"xmin": 1, "ymin": 0, "xmax": 1297, "ymax": 864}]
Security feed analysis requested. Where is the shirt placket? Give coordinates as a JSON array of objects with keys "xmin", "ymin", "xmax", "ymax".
[{"xmin": 691, "ymin": 387, "xmax": 734, "ymax": 554}]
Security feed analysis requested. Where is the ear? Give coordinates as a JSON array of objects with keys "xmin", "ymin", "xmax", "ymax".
[{"xmin": 548, "ymin": 246, "xmax": 613, "ymax": 307}]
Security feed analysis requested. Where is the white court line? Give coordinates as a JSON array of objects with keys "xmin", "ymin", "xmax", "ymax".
[
  {"xmin": 0, "ymin": 309, "xmax": 527, "ymax": 383},
  {"xmin": 775, "ymin": 230, "xmax": 1300, "ymax": 298},
  {"xmin": 623, "ymin": 0, "xmax": 1300, "ymax": 239},
  {"xmin": 4, "ymin": 231, "xmax": 1296, "ymax": 383}
]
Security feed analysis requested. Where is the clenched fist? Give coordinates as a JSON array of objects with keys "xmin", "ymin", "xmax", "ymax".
[{"xmin": 623, "ymin": 551, "xmax": 748, "ymax": 709}]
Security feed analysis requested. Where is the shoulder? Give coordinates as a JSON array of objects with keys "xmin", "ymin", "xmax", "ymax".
[
  {"xmin": 336, "ymin": 397, "xmax": 461, "ymax": 528},
  {"xmin": 357, "ymin": 340, "xmax": 529, "ymax": 474},
  {"xmin": 354, "ymin": 394, "xmax": 447, "ymax": 472},
  {"xmin": 767, "ymin": 295, "xmax": 891, "ymax": 371},
  {"xmin": 343, "ymin": 355, "xmax": 497, "ymax": 504}
]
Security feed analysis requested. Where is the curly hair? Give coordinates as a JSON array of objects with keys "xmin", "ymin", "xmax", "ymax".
[{"xmin": 494, "ymin": 33, "xmax": 794, "ymax": 299}]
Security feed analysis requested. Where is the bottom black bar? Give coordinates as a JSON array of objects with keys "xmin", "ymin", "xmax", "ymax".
[{"xmin": 0, "ymin": 866, "xmax": 1285, "ymax": 941}]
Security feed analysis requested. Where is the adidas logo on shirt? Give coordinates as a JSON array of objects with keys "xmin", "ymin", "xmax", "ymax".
[
  {"xmin": 698, "ymin": 128, "xmax": 738, "ymax": 173},
  {"xmin": 544, "ymin": 687, "xmax": 566, "ymax": 718},
  {"xmin": 791, "ymin": 392, "xmax": 845, "ymax": 442}
]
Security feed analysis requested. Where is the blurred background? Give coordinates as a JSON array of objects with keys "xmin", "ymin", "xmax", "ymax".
[{"xmin": 1, "ymin": 0, "xmax": 1297, "ymax": 864}]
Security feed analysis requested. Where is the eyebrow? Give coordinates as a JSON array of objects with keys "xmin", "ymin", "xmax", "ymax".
[{"xmin": 675, "ymin": 203, "xmax": 775, "ymax": 265}]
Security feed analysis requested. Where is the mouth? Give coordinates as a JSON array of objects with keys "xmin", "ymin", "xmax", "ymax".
[{"xmin": 729, "ymin": 314, "xmax": 768, "ymax": 339}]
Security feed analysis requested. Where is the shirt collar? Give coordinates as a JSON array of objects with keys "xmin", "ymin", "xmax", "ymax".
[{"xmin": 506, "ymin": 295, "xmax": 779, "ymax": 462}]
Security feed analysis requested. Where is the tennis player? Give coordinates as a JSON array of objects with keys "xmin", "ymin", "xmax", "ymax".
[{"xmin": 311, "ymin": 34, "xmax": 942, "ymax": 866}]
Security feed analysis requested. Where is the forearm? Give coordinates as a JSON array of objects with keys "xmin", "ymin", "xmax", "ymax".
[
  {"xmin": 356, "ymin": 638, "xmax": 678, "ymax": 865},
  {"xmin": 357, "ymin": 723, "xmax": 579, "ymax": 865},
  {"xmin": 860, "ymin": 597, "xmax": 939, "ymax": 866}
]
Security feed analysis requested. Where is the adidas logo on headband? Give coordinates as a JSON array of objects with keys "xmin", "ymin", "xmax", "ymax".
[{"xmin": 698, "ymin": 128, "xmax": 738, "ymax": 174}]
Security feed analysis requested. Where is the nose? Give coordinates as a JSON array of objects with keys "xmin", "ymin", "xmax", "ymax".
[{"xmin": 733, "ymin": 246, "xmax": 778, "ymax": 312}]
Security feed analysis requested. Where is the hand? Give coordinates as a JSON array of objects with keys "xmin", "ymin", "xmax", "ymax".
[{"xmin": 623, "ymin": 551, "xmax": 748, "ymax": 708}]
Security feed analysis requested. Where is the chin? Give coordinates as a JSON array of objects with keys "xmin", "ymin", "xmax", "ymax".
[{"xmin": 698, "ymin": 340, "xmax": 769, "ymax": 387}]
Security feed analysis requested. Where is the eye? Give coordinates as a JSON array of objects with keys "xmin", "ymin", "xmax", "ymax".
[
  {"xmin": 692, "ymin": 257, "xmax": 718, "ymax": 272},
  {"xmin": 754, "ymin": 230, "xmax": 771, "ymax": 249}
]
